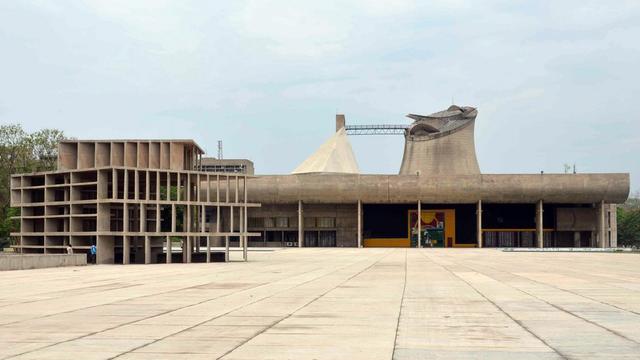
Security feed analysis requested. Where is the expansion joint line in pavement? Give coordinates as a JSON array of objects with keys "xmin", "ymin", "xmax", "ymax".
[
  {"xmin": 3, "ymin": 263, "xmax": 331, "ymax": 360},
  {"xmin": 1, "ymin": 265, "xmax": 256, "ymax": 326},
  {"xmin": 419, "ymin": 252, "xmax": 570, "ymax": 360},
  {"xmin": 108, "ymin": 250, "xmax": 392, "ymax": 360},
  {"xmin": 464, "ymin": 256, "xmax": 640, "ymax": 317},
  {"xmin": 391, "ymin": 249, "xmax": 408, "ymax": 360},
  {"xmin": 440, "ymin": 255, "xmax": 640, "ymax": 346},
  {"xmin": 215, "ymin": 250, "xmax": 395, "ymax": 360}
]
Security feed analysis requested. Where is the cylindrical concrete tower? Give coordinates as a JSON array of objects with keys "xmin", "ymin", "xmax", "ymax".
[{"xmin": 399, "ymin": 105, "xmax": 480, "ymax": 175}]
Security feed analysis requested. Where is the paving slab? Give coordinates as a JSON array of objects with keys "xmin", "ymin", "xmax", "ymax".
[{"xmin": 0, "ymin": 249, "xmax": 638, "ymax": 359}]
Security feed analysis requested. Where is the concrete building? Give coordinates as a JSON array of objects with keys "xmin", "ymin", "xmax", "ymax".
[
  {"xmin": 9, "ymin": 105, "xmax": 630, "ymax": 256},
  {"xmin": 199, "ymin": 157, "xmax": 254, "ymax": 175},
  {"xmin": 245, "ymin": 105, "xmax": 629, "ymax": 248},
  {"xmin": 10, "ymin": 140, "xmax": 259, "ymax": 264}
]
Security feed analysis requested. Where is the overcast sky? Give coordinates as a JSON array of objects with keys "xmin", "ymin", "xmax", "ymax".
[{"xmin": 1, "ymin": 1, "xmax": 638, "ymax": 191}]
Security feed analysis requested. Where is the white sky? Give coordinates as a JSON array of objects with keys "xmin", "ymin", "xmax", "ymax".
[{"xmin": 1, "ymin": 1, "xmax": 638, "ymax": 192}]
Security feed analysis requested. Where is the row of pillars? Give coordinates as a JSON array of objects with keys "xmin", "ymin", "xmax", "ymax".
[
  {"xmin": 477, "ymin": 199, "xmax": 608, "ymax": 248},
  {"xmin": 294, "ymin": 199, "xmax": 610, "ymax": 249},
  {"xmin": 121, "ymin": 233, "xmax": 248, "ymax": 264}
]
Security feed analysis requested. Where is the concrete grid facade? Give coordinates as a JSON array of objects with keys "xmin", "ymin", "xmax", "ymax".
[{"xmin": 10, "ymin": 140, "xmax": 260, "ymax": 264}]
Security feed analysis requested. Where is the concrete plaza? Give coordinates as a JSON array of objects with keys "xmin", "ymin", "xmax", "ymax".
[{"xmin": 0, "ymin": 249, "xmax": 639, "ymax": 359}]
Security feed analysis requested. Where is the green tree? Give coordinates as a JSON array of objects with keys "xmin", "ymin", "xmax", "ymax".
[
  {"xmin": 0, "ymin": 124, "xmax": 67, "ymax": 248},
  {"xmin": 617, "ymin": 193, "xmax": 640, "ymax": 248}
]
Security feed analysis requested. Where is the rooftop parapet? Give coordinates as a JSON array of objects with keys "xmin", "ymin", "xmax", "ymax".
[{"xmin": 57, "ymin": 139, "xmax": 204, "ymax": 171}]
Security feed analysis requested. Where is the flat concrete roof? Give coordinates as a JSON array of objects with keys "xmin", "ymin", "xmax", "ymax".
[
  {"xmin": 249, "ymin": 173, "xmax": 630, "ymax": 204},
  {"xmin": 1, "ymin": 249, "xmax": 639, "ymax": 359}
]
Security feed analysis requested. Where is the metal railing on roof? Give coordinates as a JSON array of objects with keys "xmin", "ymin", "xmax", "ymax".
[{"xmin": 344, "ymin": 124, "xmax": 408, "ymax": 135}]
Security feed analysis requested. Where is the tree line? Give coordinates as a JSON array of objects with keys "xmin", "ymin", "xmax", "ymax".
[
  {"xmin": 0, "ymin": 124, "xmax": 67, "ymax": 248},
  {"xmin": 617, "ymin": 194, "xmax": 640, "ymax": 248}
]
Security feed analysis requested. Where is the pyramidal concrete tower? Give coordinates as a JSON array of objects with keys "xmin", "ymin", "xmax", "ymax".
[
  {"xmin": 291, "ymin": 120, "xmax": 360, "ymax": 174},
  {"xmin": 399, "ymin": 105, "xmax": 480, "ymax": 175}
]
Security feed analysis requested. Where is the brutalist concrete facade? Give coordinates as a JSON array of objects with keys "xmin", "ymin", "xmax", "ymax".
[
  {"xmin": 10, "ymin": 140, "xmax": 259, "ymax": 264},
  {"xmin": 244, "ymin": 105, "xmax": 629, "ymax": 249},
  {"xmin": 400, "ymin": 105, "xmax": 480, "ymax": 175},
  {"xmin": 9, "ymin": 105, "xmax": 631, "ymax": 252}
]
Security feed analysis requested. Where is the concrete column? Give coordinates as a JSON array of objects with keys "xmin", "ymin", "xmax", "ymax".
[
  {"xmin": 207, "ymin": 174, "xmax": 211, "ymax": 202},
  {"xmin": 123, "ymin": 236, "xmax": 130, "ymax": 264},
  {"xmin": 610, "ymin": 204, "xmax": 618, "ymax": 247},
  {"xmin": 171, "ymin": 204, "xmax": 176, "ymax": 232},
  {"xmin": 357, "ymin": 200, "xmax": 362, "ymax": 248},
  {"xmin": 536, "ymin": 200, "xmax": 544, "ymax": 248},
  {"xmin": 155, "ymin": 204, "xmax": 160, "ymax": 232},
  {"xmin": 134, "ymin": 171, "xmax": 139, "ymax": 200},
  {"xmin": 146, "ymin": 171, "xmax": 150, "ymax": 200},
  {"xmin": 186, "ymin": 237, "xmax": 191, "ymax": 263},
  {"xmin": 124, "ymin": 170, "xmax": 128, "ymax": 200},
  {"xmin": 229, "ymin": 206, "xmax": 234, "ymax": 260},
  {"xmin": 112, "ymin": 169, "xmax": 117, "ymax": 199},
  {"xmin": 599, "ymin": 200, "xmax": 607, "ymax": 248},
  {"xmin": 417, "ymin": 200, "xmax": 422, "ymax": 248},
  {"xmin": 166, "ymin": 172, "xmax": 171, "ymax": 200},
  {"xmin": 144, "ymin": 236, "xmax": 150, "ymax": 264},
  {"xmin": 139, "ymin": 204, "xmax": 145, "ymax": 233},
  {"xmin": 239, "ymin": 207, "xmax": 243, "ymax": 254},
  {"xmin": 156, "ymin": 171, "xmax": 160, "ymax": 201},
  {"xmin": 165, "ymin": 236, "xmax": 171, "ymax": 264},
  {"xmin": 244, "ymin": 176, "xmax": 248, "ymax": 261},
  {"xmin": 176, "ymin": 173, "xmax": 180, "ymax": 201},
  {"xmin": 476, "ymin": 200, "xmax": 482, "ymax": 248},
  {"xmin": 123, "ymin": 203, "xmax": 128, "ymax": 232},
  {"xmin": 298, "ymin": 200, "xmax": 303, "ymax": 248},
  {"xmin": 243, "ymin": 207, "xmax": 248, "ymax": 261},
  {"xmin": 206, "ymin": 236, "xmax": 211, "ymax": 263}
]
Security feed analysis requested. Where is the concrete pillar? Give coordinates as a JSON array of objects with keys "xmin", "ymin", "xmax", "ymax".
[
  {"xmin": 298, "ymin": 200, "xmax": 303, "ymax": 248},
  {"xmin": 417, "ymin": 200, "xmax": 422, "ymax": 248},
  {"xmin": 599, "ymin": 200, "xmax": 607, "ymax": 248},
  {"xmin": 112, "ymin": 169, "xmax": 117, "ymax": 199},
  {"xmin": 186, "ymin": 237, "xmax": 192, "ymax": 263},
  {"xmin": 165, "ymin": 236, "xmax": 171, "ymax": 264},
  {"xmin": 144, "ymin": 236, "xmax": 150, "ymax": 264},
  {"xmin": 357, "ymin": 200, "xmax": 362, "ymax": 248},
  {"xmin": 610, "ymin": 204, "xmax": 618, "ymax": 248},
  {"xmin": 96, "ymin": 236, "xmax": 114, "ymax": 264},
  {"xmin": 123, "ymin": 203, "xmax": 128, "ymax": 232},
  {"xmin": 124, "ymin": 170, "xmax": 128, "ymax": 200},
  {"xmin": 206, "ymin": 236, "xmax": 211, "ymax": 263},
  {"xmin": 536, "ymin": 200, "xmax": 544, "ymax": 248},
  {"xmin": 123, "ymin": 236, "xmax": 130, "ymax": 264},
  {"xmin": 229, "ymin": 206, "xmax": 234, "ymax": 260},
  {"xmin": 176, "ymin": 173, "xmax": 180, "ymax": 201},
  {"xmin": 134, "ymin": 171, "xmax": 139, "ymax": 200},
  {"xmin": 476, "ymin": 200, "xmax": 482, "ymax": 248},
  {"xmin": 171, "ymin": 204, "xmax": 176, "ymax": 232},
  {"xmin": 244, "ymin": 176, "xmax": 249, "ymax": 261},
  {"xmin": 243, "ymin": 206, "xmax": 248, "ymax": 261}
]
